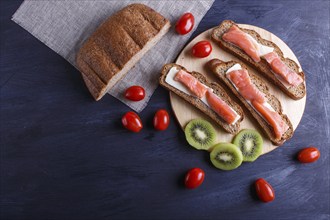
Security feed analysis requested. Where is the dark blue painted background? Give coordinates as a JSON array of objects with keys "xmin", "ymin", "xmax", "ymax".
[{"xmin": 1, "ymin": 0, "xmax": 329, "ymax": 219}]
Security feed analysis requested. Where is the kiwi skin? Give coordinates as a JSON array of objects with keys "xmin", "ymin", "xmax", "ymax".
[
  {"xmin": 233, "ymin": 129, "xmax": 263, "ymax": 162},
  {"xmin": 210, "ymin": 143, "xmax": 243, "ymax": 171},
  {"xmin": 185, "ymin": 119, "xmax": 216, "ymax": 151}
]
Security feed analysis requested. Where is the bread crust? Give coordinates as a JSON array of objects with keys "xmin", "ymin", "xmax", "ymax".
[
  {"xmin": 207, "ymin": 59, "xmax": 293, "ymax": 145},
  {"xmin": 211, "ymin": 20, "xmax": 306, "ymax": 100},
  {"xmin": 159, "ymin": 63, "xmax": 244, "ymax": 134},
  {"xmin": 76, "ymin": 4, "xmax": 170, "ymax": 100}
]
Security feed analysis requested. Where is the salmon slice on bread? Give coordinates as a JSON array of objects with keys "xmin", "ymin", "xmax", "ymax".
[
  {"xmin": 159, "ymin": 63, "xmax": 244, "ymax": 134},
  {"xmin": 76, "ymin": 4, "xmax": 171, "ymax": 100},
  {"xmin": 212, "ymin": 20, "xmax": 306, "ymax": 100},
  {"xmin": 207, "ymin": 59, "xmax": 293, "ymax": 145}
]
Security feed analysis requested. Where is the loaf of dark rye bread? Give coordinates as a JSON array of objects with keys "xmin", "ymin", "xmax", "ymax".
[
  {"xmin": 159, "ymin": 63, "xmax": 244, "ymax": 134},
  {"xmin": 76, "ymin": 4, "xmax": 170, "ymax": 100},
  {"xmin": 208, "ymin": 59, "xmax": 293, "ymax": 145},
  {"xmin": 212, "ymin": 20, "xmax": 306, "ymax": 100}
]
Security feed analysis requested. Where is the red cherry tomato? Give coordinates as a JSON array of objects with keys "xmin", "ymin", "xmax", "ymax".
[
  {"xmin": 184, "ymin": 168, "xmax": 205, "ymax": 189},
  {"xmin": 192, "ymin": 41, "xmax": 212, "ymax": 58},
  {"xmin": 175, "ymin": 13, "xmax": 195, "ymax": 35},
  {"xmin": 255, "ymin": 178, "xmax": 275, "ymax": 203},
  {"xmin": 121, "ymin": 112, "xmax": 143, "ymax": 132},
  {"xmin": 297, "ymin": 147, "xmax": 320, "ymax": 163},
  {"xmin": 153, "ymin": 109, "xmax": 170, "ymax": 131},
  {"xmin": 125, "ymin": 86, "xmax": 145, "ymax": 101}
]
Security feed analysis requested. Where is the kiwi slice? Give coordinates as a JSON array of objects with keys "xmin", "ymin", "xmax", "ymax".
[
  {"xmin": 184, "ymin": 119, "xmax": 216, "ymax": 150},
  {"xmin": 233, "ymin": 129, "xmax": 263, "ymax": 162},
  {"xmin": 210, "ymin": 143, "xmax": 243, "ymax": 170}
]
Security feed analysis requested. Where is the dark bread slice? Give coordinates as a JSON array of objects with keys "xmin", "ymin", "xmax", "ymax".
[
  {"xmin": 212, "ymin": 20, "xmax": 306, "ymax": 100},
  {"xmin": 159, "ymin": 63, "xmax": 244, "ymax": 134},
  {"xmin": 76, "ymin": 4, "xmax": 170, "ymax": 100},
  {"xmin": 207, "ymin": 59, "xmax": 293, "ymax": 145}
]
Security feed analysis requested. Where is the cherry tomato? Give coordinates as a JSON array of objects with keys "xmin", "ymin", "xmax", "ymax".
[
  {"xmin": 125, "ymin": 86, "xmax": 145, "ymax": 101},
  {"xmin": 153, "ymin": 109, "xmax": 170, "ymax": 131},
  {"xmin": 297, "ymin": 147, "xmax": 320, "ymax": 163},
  {"xmin": 255, "ymin": 178, "xmax": 275, "ymax": 203},
  {"xmin": 192, "ymin": 41, "xmax": 212, "ymax": 58},
  {"xmin": 184, "ymin": 168, "xmax": 205, "ymax": 189},
  {"xmin": 121, "ymin": 111, "xmax": 143, "ymax": 132},
  {"xmin": 175, "ymin": 13, "xmax": 195, "ymax": 35}
]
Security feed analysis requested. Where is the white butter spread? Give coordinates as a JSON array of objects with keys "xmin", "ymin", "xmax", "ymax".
[
  {"xmin": 165, "ymin": 67, "xmax": 240, "ymax": 125},
  {"xmin": 226, "ymin": 63, "xmax": 243, "ymax": 73},
  {"xmin": 225, "ymin": 64, "xmax": 242, "ymax": 91},
  {"xmin": 262, "ymin": 102, "xmax": 276, "ymax": 112},
  {"xmin": 165, "ymin": 67, "xmax": 191, "ymax": 95},
  {"xmin": 246, "ymin": 34, "xmax": 274, "ymax": 57}
]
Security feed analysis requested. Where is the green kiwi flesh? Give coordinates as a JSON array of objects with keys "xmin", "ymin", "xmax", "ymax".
[
  {"xmin": 233, "ymin": 129, "xmax": 263, "ymax": 162},
  {"xmin": 210, "ymin": 143, "xmax": 243, "ymax": 170},
  {"xmin": 184, "ymin": 119, "xmax": 216, "ymax": 150}
]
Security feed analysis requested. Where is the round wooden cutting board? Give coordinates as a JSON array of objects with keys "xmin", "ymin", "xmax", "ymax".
[{"xmin": 170, "ymin": 24, "xmax": 306, "ymax": 154}]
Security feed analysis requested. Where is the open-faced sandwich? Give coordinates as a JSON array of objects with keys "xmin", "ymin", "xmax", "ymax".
[
  {"xmin": 159, "ymin": 63, "xmax": 244, "ymax": 134},
  {"xmin": 208, "ymin": 59, "xmax": 293, "ymax": 145}
]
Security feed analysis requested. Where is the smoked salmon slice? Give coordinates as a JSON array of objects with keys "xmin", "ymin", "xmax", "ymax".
[
  {"xmin": 227, "ymin": 69, "xmax": 266, "ymax": 103},
  {"xmin": 205, "ymin": 89, "xmax": 238, "ymax": 124},
  {"xmin": 223, "ymin": 25, "xmax": 261, "ymax": 62},
  {"xmin": 252, "ymin": 100, "xmax": 289, "ymax": 140},
  {"xmin": 174, "ymin": 70, "xmax": 207, "ymax": 98},
  {"xmin": 263, "ymin": 52, "xmax": 303, "ymax": 87}
]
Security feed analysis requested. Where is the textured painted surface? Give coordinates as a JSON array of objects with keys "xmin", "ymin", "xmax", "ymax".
[{"xmin": 1, "ymin": 0, "xmax": 329, "ymax": 219}]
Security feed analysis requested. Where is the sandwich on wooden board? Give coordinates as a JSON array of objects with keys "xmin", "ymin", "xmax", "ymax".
[{"xmin": 159, "ymin": 63, "xmax": 244, "ymax": 134}]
